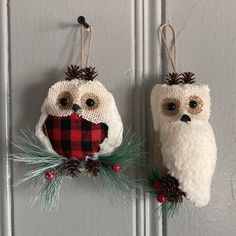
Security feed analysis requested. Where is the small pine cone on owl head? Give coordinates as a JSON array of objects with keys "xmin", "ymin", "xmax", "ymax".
[
  {"xmin": 165, "ymin": 73, "xmax": 182, "ymax": 85},
  {"xmin": 180, "ymin": 72, "xmax": 196, "ymax": 84}
]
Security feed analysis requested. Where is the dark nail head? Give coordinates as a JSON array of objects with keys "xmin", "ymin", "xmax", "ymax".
[{"xmin": 78, "ymin": 16, "xmax": 85, "ymax": 24}]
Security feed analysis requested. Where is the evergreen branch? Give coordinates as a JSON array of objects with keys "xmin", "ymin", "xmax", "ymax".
[{"xmin": 99, "ymin": 128, "xmax": 145, "ymax": 170}]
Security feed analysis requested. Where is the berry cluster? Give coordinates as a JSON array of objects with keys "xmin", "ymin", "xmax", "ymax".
[{"xmin": 44, "ymin": 162, "xmax": 122, "ymax": 181}]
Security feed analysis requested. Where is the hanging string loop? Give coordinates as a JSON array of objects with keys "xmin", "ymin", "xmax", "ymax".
[
  {"xmin": 78, "ymin": 16, "xmax": 92, "ymax": 68},
  {"xmin": 159, "ymin": 22, "xmax": 177, "ymax": 73}
]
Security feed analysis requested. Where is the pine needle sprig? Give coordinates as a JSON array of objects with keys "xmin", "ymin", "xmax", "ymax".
[
  {"xmin": 99, "ymin": 128, "xmax": 145, "ymax": 170},
  {"xmin": 98, "ymin": 128, "xmax": 145, "ymax": 200},
  {"xmin": 12, "ymin": 129, "xmax": 67, "ymax": 209},
  {"xmin": 99, "ymin": 167, "xmax": 140, "ymax": 201},
  {"xmin": 32, "ymin": 170, "xmax": 66, "ymax": 211},
  {"xmin": 12, "ymin": 128, "xmax": 145, "ymax": 209}
]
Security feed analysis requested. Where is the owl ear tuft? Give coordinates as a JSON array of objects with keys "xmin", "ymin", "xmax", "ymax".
[
  {"xmin": 65, "ymin": 65, "xmax": 98, "ymax": 81},
  {"xmin": 165, "ymin": 72, "xmax": 182, "ymax": 85},
  {"xmin": 77, "ymin": 67, "xmax": 98, "ymax": 81},
  {"xmin": 164, "ymin": 72, "xmax": 196, "ymax": 85},
  {"xmin": 180, "ymin": 72, "xmax": 196, "ymax": 84},
  {"xmin": 65, "ymin": 65, "xmax": 81, "ymax": 81}
]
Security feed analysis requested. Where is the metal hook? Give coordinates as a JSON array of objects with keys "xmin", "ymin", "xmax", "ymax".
[{"xmin": 77, "ymin": 16, "xmax": 90, "ymax": 29}]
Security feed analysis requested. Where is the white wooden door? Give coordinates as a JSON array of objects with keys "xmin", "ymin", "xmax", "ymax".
[{"xmin": 0, "ymin": 0, "xmax": 235, "ymax": 236}]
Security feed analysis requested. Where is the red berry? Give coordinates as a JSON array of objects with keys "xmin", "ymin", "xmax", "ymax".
[
  {"xmin": 156, "ymin": 194, "xmax": 168, "ymax": 203},
  {"xmin": 45, "ymin": 170, "xmax": 56, "ymax": 180},
  {"xmin": 112, "ymin": 164, "xmax": 121, "ymax": 173},
  {"xmin": 152, "ymin": 181, "xmax": 162, "ymax": 191}
]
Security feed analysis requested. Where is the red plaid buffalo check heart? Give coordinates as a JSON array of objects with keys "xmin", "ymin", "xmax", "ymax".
[{"xmin": 43, "ymin": 112, "xmax": 108, "ymax": 160}]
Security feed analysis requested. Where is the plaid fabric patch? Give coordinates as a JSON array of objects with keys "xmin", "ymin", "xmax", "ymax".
[{"xmin": 43, "ymin": 112, "xmax": 108, "ymax": 160}]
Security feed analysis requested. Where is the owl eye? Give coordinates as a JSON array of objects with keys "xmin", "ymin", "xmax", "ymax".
[
  {"xmin": 59, "ymin": 97, "xmax": 69, "ymax": 106},
  {"xmin": 86, "ymin": 98, "xmax": 95, "ymax": 107},
  {"xmin": 162, "ymin": 98, "xmax": 180, "ymax": 117},
  {"xmin": 189, "ymin": 100, "xmax": 198, "ymax": 109},
  {"xmin": 167, "ymin": 102, "xmax": 177, "ymax": 111},
  {"xmin": 81, "ymin": 93, "xmax": 100, "ymax": 110},
  {"xmin": 188, "ymin": 96, "xmax": 203, "ymax": 115},
  {"xmin": 57, "ymin": 91, "xmax": 73, "ymax": 109}
]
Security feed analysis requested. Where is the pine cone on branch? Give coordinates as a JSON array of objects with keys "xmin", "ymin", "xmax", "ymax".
[
  {"xmin": 161, "ymin": 175, "xmax": 185, "ymax": 203},
  {"xmin": 181, "ymin": 72, "xmax": 196, "ymax": 84},
  {"xmin": 165, "ymin": 73, "xmax": 182, "ymax": 85},
  {"xmin": 85, "ymin": 159, "xmax": 101, "ymax": 176},
  {"xmin": 65, "ymin": 65, "xmax": 81, "ymax": 80},
  {"xmin": 61, "ymin": 159, "xmax": 82, "ymax": 178}
]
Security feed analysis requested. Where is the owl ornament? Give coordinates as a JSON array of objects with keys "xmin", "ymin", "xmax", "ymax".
[
  {"xmin": 146, "ymin": 22, "xmax": 217, "ymax": 216},
  {"xmin": 13, "ymin": 65, "xmax": 143, "ymax": 210},
  {"xmin": 148, "ymin": 72, "xmax": 217, "ymax": 216}
]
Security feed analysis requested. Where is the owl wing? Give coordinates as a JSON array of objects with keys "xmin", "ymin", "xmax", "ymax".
[
  {"xmin": 35, "ymin": 113, "xmax": 56, "ymax": 154},
  {"xmin": 150, "ymin": 84, "xmax": 162, "ymax": 132},
  {"xmin": 98, "ymin": 103, "xmax": 123, "ymax": 155}
]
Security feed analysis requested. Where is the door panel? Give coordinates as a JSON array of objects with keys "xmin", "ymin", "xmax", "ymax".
[{"xmin": 2, "ymin": 0, "xmax": 234, "ymax": 236}]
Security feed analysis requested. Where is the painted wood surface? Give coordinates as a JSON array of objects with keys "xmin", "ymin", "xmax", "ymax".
[{"xmin": 2, "ymin": 0, "xmax": 235, "ymax": 236}]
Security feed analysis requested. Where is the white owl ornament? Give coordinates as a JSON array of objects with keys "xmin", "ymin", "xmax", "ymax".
[
  {"xmin": 147, "ymin": 23, "xmax": 217, "ymax": 216},
  {"xmin": 13, "ymin": 65, "xmax": 143, "ymax": 210},
  {"xmin": 149, "ymin": 72, "xmax": 217, "ymax": 215}
]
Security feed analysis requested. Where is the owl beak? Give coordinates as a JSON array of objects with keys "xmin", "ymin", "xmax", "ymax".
[
  {"xmin": 72, "ymin": 104, "xmax": 81, "ymax": 112},
  {"xmin": 180, "ymin": 114, "xmax": 191, "ymax": 123}
]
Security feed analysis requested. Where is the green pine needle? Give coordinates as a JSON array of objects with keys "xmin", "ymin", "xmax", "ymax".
[
  {"xmin": 12, "ymin": 129, "xmax": 68, "ymax": 210},
  {"xmin": 99, "ymin": 128, "xmax": 145, "ymax": 170},
  {"xmin": 99, "ymin": 128, "xmax": 145, "ymax": 200},
  {"xmin": 32, "ymin": 170, "xmax": 66, "ymax": 211},
  {"xmin": 12, "ymin": 128, "xmax": 145, "ymax": 210}
]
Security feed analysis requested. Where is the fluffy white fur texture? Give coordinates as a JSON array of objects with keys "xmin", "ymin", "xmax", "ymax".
[
  {"xmin": 150, "ymin": 83, "xmax": 217, "ymax": 207},
  {"xmin": 151, "ymin": 84, "xmax": 211, "ymax": 132},
  {"xmin": 160, "ymin": 120, "xmax": 216, "ymax": 207},
  {"xmin": 36, "ymin": 79, "xmax": 123, "ymax": 156}
]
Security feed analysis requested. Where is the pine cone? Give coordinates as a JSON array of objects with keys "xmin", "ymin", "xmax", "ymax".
[
  {"xmin": 161, "ymin": 175, "xmax": 185, "ymax": 203},
  {"xmin": 85, "ymin": 159, "xmax": 101, "ymax": 176},
  {"xmin": 61, "ymin": 159, "xmax": 81, "ymax": 178},
  {"xmin": 65, "ymin": 65, "xmax": 80, "ymax": 80},
  {"xmin": 78, "ymin": 67, "xmax": 98, "ymax": 81},
  {"xmin": 165, "ymin": 73, "xmax": 182, "ymax": 85},
  {"xmin": 180, "ymin": 72, "xmax": 196, "ymax": 84}
]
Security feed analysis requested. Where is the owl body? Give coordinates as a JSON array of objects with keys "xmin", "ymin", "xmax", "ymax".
[
  {"xmin": 42, "ymin": 113, "xmax": 108, "ymax": 159},
  {"xmin": 160, "ymin": 120, "xmax": 216, "ymax": 207},
  {"xmin": 151, "ymin": 83, "xmax": 217, "ymax": 207},
  {"xmin": 36, "ymin": 77, "xmax": 123, "ymax": 159}
]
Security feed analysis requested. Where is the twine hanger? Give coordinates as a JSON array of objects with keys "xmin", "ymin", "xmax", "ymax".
[
  {"xmin": 78, "ymin": 16, "xmax": 92, "ymax": 68},
  {"xmin": 159, "ymin": 22, "xmax": 177, "ymax": 73}
]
